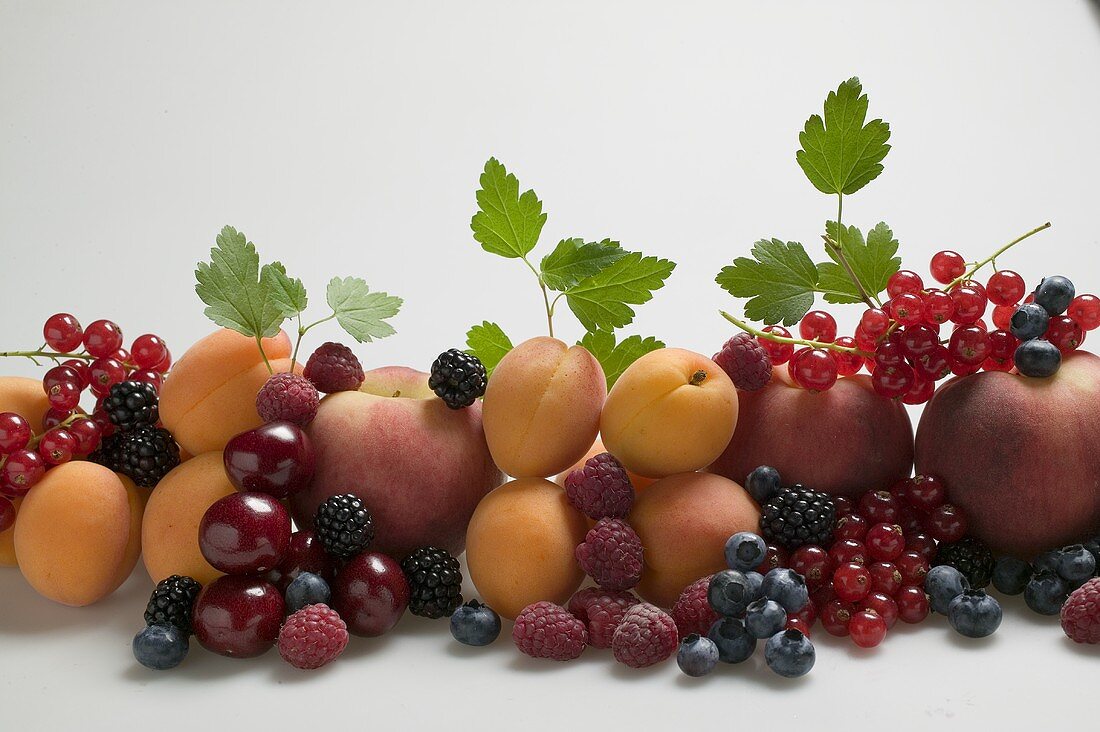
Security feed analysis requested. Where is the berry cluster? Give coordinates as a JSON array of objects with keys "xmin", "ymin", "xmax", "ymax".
[{"xmin": 990, "ymin": 541, "xmax": 1099, "ymax": 618}]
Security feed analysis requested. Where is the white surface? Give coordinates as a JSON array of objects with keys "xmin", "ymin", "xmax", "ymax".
[{"xmin": 1, "ymin": 1, "xmax": 1099, "ymax": 729}]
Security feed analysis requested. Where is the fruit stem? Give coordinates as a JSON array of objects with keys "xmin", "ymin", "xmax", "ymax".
[
  {"xmin": 0, "ymin": 350, "xmax": 136, "ymax": 370},
  {"xmin": 946, "ymin": 221, "xmax": 1052, "ymax": 290},
  {"xmin": 719, "ymin": 311, "xmax": 873, "ymax": 358},
  {"xmin": 823, "ymin": 195, "xmax": 881, "ymax": 308},
  {"xmin": 689, "ymin": 369, "xmax": 708, "ymax": 386},
  {"xmin": 521, "ymin": 257, "xmax": 555, "ymax": 338}
]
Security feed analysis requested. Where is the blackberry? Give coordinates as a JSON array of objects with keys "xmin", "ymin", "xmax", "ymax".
[
  {"xmin": 89, "ymin": 433, "xmax": 125, "ymax": 472},
  {"xmin": 144, "ymin": 575, "xmax": 202, "ymax": 635},
  {"xmin": 103, "ymin": 380, "xmax": 159, "ymax": 432},
  {"xmin": 759, "ymin": 485, "xmax": 836, "ymax": 550},
  {"xmin": 117, "ymin": 426, "xmax": 180, "ymax": 487},
  {"xmin": 314, "ymin": 494, "xmax": 374, "ymax": 559},
  {"xmin": 401, "ymin": 546, "xmax": 463, "ymax": 618},
  {"xmin": 934, "ymin": 537, "xmax": 995, "ymax": 589},
  {"xmin": 428, "ymin": 349, "xmax": 487, "ymax": 409}
]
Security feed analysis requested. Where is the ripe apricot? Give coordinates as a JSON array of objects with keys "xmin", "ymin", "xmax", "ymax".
[
  {"xmin": 0, "ymin": 497, "xmax": 22, "ymax": 567},
  {"xmin": 553, "ymin": 437, "xmax": 656, "ymax": 492},
  {"xmin": 465, "ymin": 477, "xmax": 588, "ymax": 619}
]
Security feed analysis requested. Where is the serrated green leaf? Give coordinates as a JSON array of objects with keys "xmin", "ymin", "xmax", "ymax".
[
  {"xmin": 326, "ymin": 277, "xmax": 402, "ymax": 343},
  {"xmin": 261, "ymin": 261, "xmax": 308, "ymax": 320},
  {"xmin": 466, "ymin": 321, "xmax": 513, "ymax": 379},
  {"xmin": 470, "ymin": 157, "xmax": 546, "ymax": 259},
  {"xmin": 796, "ymin": 77, "xmax": 891, "ymax": 196},
  {"xmin": 195, "ymin": 225, "xmax": 286, "ymax": 339},
  {"xmin": 715, "ymin": 239, "xmax": 819, "ymax": 326},
  {"xmin": 579, "ymin": 330, "xmax": 665, "ymax": 389},
  {"xmin": 818, "ymin": 221, "xmax": 901, "ymax": 304},
  {"xmin": 564, "ymin": 253, "xmax": 676, "ymax": 332},
  {"xmin": 539, "ymin": 238, "xmax": 626, "ymax": 291}
]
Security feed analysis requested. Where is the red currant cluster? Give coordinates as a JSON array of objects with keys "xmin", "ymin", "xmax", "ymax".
[
  {"xmin": 0, "ymin": 313, "xmax": 171, "ymax": 517},
  {"xmin": 757, "ymin": 251, "xmax": 1100, "ymax": 401},
  {"xmin": 755, "ymin": 474, "xmax": 968, "ymax": 648}
]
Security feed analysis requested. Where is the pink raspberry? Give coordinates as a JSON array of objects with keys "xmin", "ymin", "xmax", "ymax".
[
  {"xmin": 512, "ymin": 601, "xmax": 588, "ymax": 661},
  {"xmin": 567, "ymin": 587, "xmax": 639, "ymax": 648},
  {"xmin": 256, "ymin": 373, "xmax": 319, "ymax": 426},
  {"xmin": 1062, "ymin": 577, "xmax": 1100, "ymax": 644},
  {"xmin": 575, "ymin": 518, "xmax": 644, "ymax": 591},
  {"xmin": 564, "ymin": 452, "xmax": 634, "ymax": 519},
  {"xmin": 277, "ymin": 603, "xmax": 349, "ymax": 670},
  {"xmin": 304, "ymin": 342, "xmax": 364, "ymax": 394},
  {"xmin": 670, "ymin": 574, "xmax": 719, "ymax": 639},
  {"xmin": 713, "ymin": 332, "xmax": 772, "ymax": 391},
  {"xmin": 611, "ymin": 603, "xmax": 678, "ymax": 668}
]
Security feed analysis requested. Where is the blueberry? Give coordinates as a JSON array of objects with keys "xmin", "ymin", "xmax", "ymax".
[
  {"xmin": 947, "ymin": 589, "xmax": 1002, "ymax": 638},
  {"xmin": 925, "ymin": 564, "xmax": 969, "ymax": 614},
  {"xmin": 449, "ymin": 600, "xmax": 501, "ymax": 646},
  {"xmin": 1014, "ymin": 339, "xmax": 1061, "ymax": 378},
  {"xmin": 677, "ymin": 633, "xmax": 720, "ymax": 677},
  {"xmin": 133, "ymin": 624, "xmax": 188, "ymax": 670},
  {"xmin": 1009, "ymin": 303, "xmax": 1050, "ymax": 341},
  {"xmin": 745, "ymin": 465, "xmax": 781, "ymax": 504},
  {"xmin": 707, "ymin": 617, "xmax": 757, "ymax": 663},
  {"xmin": 1032, "ymin": 549, "xmax": 1061, "ymax": 574},
  {"xmin": 1083, "ymin": 537, "xmax": 1100, "ymax": 569},
  {"xmin": 724, "ymin": 532, "xmax": 767, "ymax": 572},
  {"xmin": 1034, "ymin": 275, "xmax": 1075, "ymax": 316},
  {"xmin": 760, "ymin": 568, "xmax": 809, "ymax": 613},
  {"xmin": 708, "ymin": 570, "xmax": 754, "ymax": 617},
  {"xmin": 1024, "ymin": 571, "xmax": 1068, "ymax": 615},
  {"xmin": 744, "ymin": 571, "xmax": 764, "ymax": 601},
  {"xmin": 284, "ymin": 571, "xmax": 331, "ymax": 613},
  {"xmin": 744, "ymin": 598, "xmax": 787, "ymax": 639},
  {"xmin": 1056, "ymin": 545, "xmax": 1097, "ymax": 582},
  {"xmin": 763, "ymin": 629, "xmax": 815, "ymax": 678},
  {"xmin": 991, "ymin": 556, "xmax": 1032, "ymax": 595}
]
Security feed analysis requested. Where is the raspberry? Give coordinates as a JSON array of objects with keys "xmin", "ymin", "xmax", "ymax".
[
  {"xmin": 575, "ymin": 518, "xmax": 644, "ymax": 591},
  {"xmin": 512, "ymin": 601, "xmax": 588, "ymax": 661},
  {"xmin": 713, "ymin": 332, "xmax": 772, "ymax": 391},
  {"xmin": 564, "ymin": 452, "xmax": 634, "ymax": 519},
  {"xmin": 670, "ymin": 575, "xmax": 719, "ymax": 639},
  {"xmin": 611, "ymin": 603, "xmax": 678, "ymax": 668},
  {"xmin": 1061, "ymin": 577, "xmax": 1100, "ymax": 644},
  {"xmin": 303, "ymin": 342, "xmax": 364, "ymax": 393},
  {"xmin": 567, "ymin": 587, "xmax": 639, "ymax": 648},
  {"xmin": 256, "ymin": 373, "xmax": 319, "ymax": 426},
  {"xmin": 277, "ymin": 603, "xmax": 349, "ymax": 670}
]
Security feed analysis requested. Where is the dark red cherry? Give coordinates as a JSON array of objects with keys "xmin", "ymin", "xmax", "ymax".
[
  {"xmin": 199, "ymin": 492, "xmax": 291, "ymax": 574},
  {"xmin": 192, "ymin": 575, "xmax": 284, "ymax": 658},
  {"xmin": 332, "ymin": 552, "xmax": 410, "ymax": 637},
  {"xmin": 223, "ymin": 421, "xmax": 315, "ymax": 499}
]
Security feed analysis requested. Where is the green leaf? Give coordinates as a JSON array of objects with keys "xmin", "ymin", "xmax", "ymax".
[
  {"xmin": 260, "ymin": 262, "xmax": 308, "ymax": 320},
  {"xmin": 470, "ymin": 157, "xmax": 547, "ymax": 259},
  {"xmin": 715, "ymin": 239, "xmax": 819, "ymax": 326},
  {"xmin": 195, "ymin": 225, "xmax": 286, "ymax": 339},
  {"xmin": 580, "ymin": 330, "xmax": 665, "ymax": 389},
  {"xmin": 325, "ymin": 277, "xmax": 402, "ymax": 343},
  {"xmin": 539, "ymin": 238, "xmax": 626, "ymax": 291},
  {"xmin": 818, "ymin": 221, "xmax": 901, "ymax": 304},
  {"xmin": 796, "ymin": 77, "xmax": 891, "ymax": 196},
  {"xmin": 564, "ymin": 252, "xmax": 676, "ymax": 332},
  {"xmin": 465, "ymin": 321, "xmax": 513, "ymax": 378}
]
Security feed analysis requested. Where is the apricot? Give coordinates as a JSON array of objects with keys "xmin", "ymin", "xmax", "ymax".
[
  {"xmin": 601, "ymin": 349, "xmax": 737, "ymax": 478},
  {"xmin": 0, "ymin": 376, "xmax": 51, "ymax": 431},
  {"xmin": 629, "ymin": 472, "xmax": 760, "ymax": 608},
  {"xmin": 465, "ymin": 477, "xmax": 588, "ymax": 619},
  {"xmin": 14, "ymin": 462, "xmax": 132, "ymax": 606},
  {"xmin": 113, "ymin": 475, "xmax": 150, "ymax": 588},
  {"xmin": 0, "ymin": 497, "xmax": 22, "ymax": 567},
  {"xmin": 553, "ymin": 437, "xmax": 657, "ymax": 492},
  {"xmin": 481, "ymin": 337, "xmax": 606, "ymax": 478},
  {"xmin": 142, "ymin": 451, "xmax": 237, "ymax": 585},
  {"xmin": 159, "ymin": 329, "xmax": 298, "ymax": 456}
]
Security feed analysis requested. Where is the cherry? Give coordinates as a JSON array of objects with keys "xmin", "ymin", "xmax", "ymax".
[
  {"xmin": 905, "ymin": 532, "xmax": 938, "ymax": 560},
  {"xmin": 901, "ymin": 474, "xmax": 946, "ymax": 512},
  {"xmin": 0, "ymin": 412, "xmax": 33, "ymax": 454},
  {"xmin": 821, "ymin": 598, "xmax": 855, "ymax": 637},
  {"xmin": 901, "ymin": 371, "xmax": 934, "ymax": 405},
  {"xmin": 868, "ymin": 561, "xmax": 903, "ymax": 595},
  {"xmin": 865, "ymin": 523, "xmax": 905, "ymax": 561},
  {"xmin": 43, "ymin": 313, "xmax": 84, "ymax": 352},
  {"xmin": 223, "ymin": 421, "xmax": 316, "ymax": 499},
  {"xmin": 849, "ymin": 608, "xmax": 888, "ymax": 648},
  {"xmin": 860, "ymin": 307, "xmax": 891, "ymax": 337},
  {"xmin": 986, "ymin": 270, "xmax": 1025, "ymax": 306},
  {"xmin": 930, "ymin": 250, "xmax": 966, "ymax": 284},
  {"xmin": 895, "ymin": 586, "xmax": 930, "ymax": 624},
  {"xmin": 834, "ymin": 513, "xmax": 868, "ymax": 542},
  {"xmin": 279, "ymin": 530, "xmax": 337, "ymax": 582},
  {"xmin": 871, "ymin": 363, "xmax": 914, "ymax": 399},
  {"xmin": 332, "ymin": 551, "xmax": 410, "ymax": 637},
  {"xmin": 828, "ymin": 539, "xmax": 867, "ymax": 567},
  {"xmin": 755, "ymin": 544, "xmax": 789, "ymax": 574},
  {"xmin": 887, "ymin": 270, "xmax": 924, "ymax": 298},
  {"xmin": 832, "ymin": 337, "xmax": 864, "ymax": 376},
  {"xmin": 82, "ymin": 319, "xmax": 124, "ymax": 359},
  {"xmin": 788, "ymin": 348, "xmax": 838, "ymax": 392},
  {"xmin": 858, "ymin": 490, "xmax": 901, "ymax": 524},
  {"xmin": 0, "ymin": 496, "xmax": 15, "ymax": 532},
  {"xmin": 789, "ymin": 545, "xmax": 833, "ymax": 589},
  {"xmin": 38, "ymin": 428, "xmax": 77, "ymax": 466},
  {"xmin": 987, "ymin": 329, "xmax": 1019, "ymax": 360},
  {"xmin": 927, "ymin": 503, "xmax": 968, "ymax": 543},
  {"xmin": 759, "ymin": 326, "xmax": 794, "ymax": 365},
  {"xmin": 131, "ymin": 334, "xmax": 169, "ymax": 370},
  {"xmin": 922, "ymin": 289, "xmax": 955, "ymax": 325},
  {"xmin": 192, "ymin": 575, "xmax": 284, "ymax": 658},
  {"xmin": 199, "ymin": 492, "xmax": 291, "ymax": 574},
  {"xmin": 0, "ymin": 449, "xmax": 46, "ymax": 497},
  {"xmin": 1046, "ymin": 315, "xmax": 1085, "ymax": 354},
  {"xmin": 799, "ymin": 310, "xmax": 838, "ymax": 343},
  {"xmin": 67, "ymin": 418, "xmax": 102, "ymax": 456},
  {"xmin": 948, "ymin": 325, "xmax": 990, "ymax": 365},
  {"xmin": 896, "ymin": 551, "xmax": 931, "ymax": 586},
  {"xmin": 1068, "ymin": 294, "xmax": 1100, "ymax": 331},
  {"xmin": 949, "ymin": 285, "xmax": 987, "ymax": 325},
  {"xmin": 889, "ymin": 293, "xmax": 924, "ymax": 326}
]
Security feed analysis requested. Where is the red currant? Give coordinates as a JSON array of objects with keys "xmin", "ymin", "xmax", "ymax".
[
  {"xmin": 128, "ymin": 369, "xmax": 164, "ymax": 390},
  {"xmin": 899, "ymin": 324, "xmax": 938, "ymax": 360},
  {"xmin": 834, "ymin": 514, "xmax": 869, "ymax": 542},
  {"xmin": 887, "ymin": 270, "xmax": 924, "ymax": 298},
  {"xmin": 60, "ymin": 359, "xmax": 91, "ymax": 389},
  {"xmin": 872, "ymin": 363, "xmax": 914, "ymax": 399},
  {"xmin": 895, "ymin": 585, "xmax": 930, "ymax": 624},
  {"xmin": 986, "ymin": 270, "xmax": 1025, "ymax": 306},
  {"xmin": 821, "ymin": 598, "xmax": 855, "ymax": 637},
  {"xmin": 788, "ymin": 348, "xmax": 838, "ymax": 392},
  {"xmin": 982, "ymin": 356, "xmax": 1013, "ymax": 373},
  {"xmin": 868, "ymin": 561, "xmax": 902, "ymax": 596},
  {"xmin": 865, "ymin": 523, "xmax": 905, "ymax": 561},
  {"xmin": 0, "ymin": 449, "xmax": 46, "ymax": 497},
  {"xmin": 896, "ymin": 551, "xmax": 931, "ymax": 586},
  {"xmin": 1068, "ymin": 294, "xmax": 1100, "ymax": 331},
  {"xmin": 889, "ymin": 293, "xmax": 924, "ymax": 326},
  {"xmin": 759, "ymin": 326, "xmax": 795, "ymax": 365},
  {"xmin": 131, "ymin": 334, "xmax": 169, "ymax": 370},
  {"xmin": 949, "ymin": 359, "xmax": 982, "ymax": 377},
  {"xmin": 832, "ymin": 495, "xmax": 854, "ymax": 518},
  {"xmin": 927, "ymin": 503, "xmax": 968, "ymax": 543},
  {"xmin": 46, "ymin": 380, "xmax": 82, "ymax": 411},
  {"xmin": 0, "ymin": 412, "xmax": 33, "ymax": 454},
  {"xmin": 991, "ymin": 303, "xmax": 1016, "ymax": 330},
  {"xmin": 42, "ymin": 408, "xmax": 72, "ymax": 431},
  {"xmin": 91, "ymin": 409, "xmax": 116, "ymax": 439},
  {"xmin": 756, "ymin": 544, "xmax": 788, "ymax": 574},
  {"xmin": 874, "ymin": 340, "xmax": 905, "ymax": 369},
  {"xmin": 858, "ymin": 490, "xmax": 901, "ymax": 525},
  {"xmin": 42, "ymin": 365, "xmax": 81, "ymax": 392},
  {"xmin": 896, "ymin": 504, "xmax": 926, "ymax": 534},
  {"xmin": 854, "ymin": 326, "xmax": 879, "ymax": 352},
  {"xmin": 948, "ymin": 325, "xmax": 991, "ymax": 365},
  {"xmin": 151, "ymin": 347, "xmax": 173, "ymax": 373},
  {"xmin": 0, "ymin": 496, "xmax": 15, "ymax": 532},
  {"xmin": 43, "ymin": 313, "xmax": 84, "ymax": 352},
  {"xmin": 849, "ymin": 608, "xmax": 888, "ymax": 647},
  {"xmin": 112, "ymin": 348, "xmax": 131, "ymax": 364},
  {"xmin": 1046, "ymin": 315, "xmax": 1085, "ymax": 354},
  {"xmin": 901, "ymin": 474, "xmax": 946, "ymax": 512},
  {"xmin": 82, "ymin": 320, "xmax": 124, "ymax": 358},
  {"xmin": 922, "ymin": 289, "xmax": 955, "ymax": 325},
  {"xmin": 790, "ymin": 600, "xmax": 816, "ymax": 627},
  {"xmin": 832, "ymin": 337, "xmax": 863, "ymax": 376},
  {"xmin": 930, "ymin": 250, "xmax": 966, "ymax": 284},
  {"xmin": 949, "ymin": 285, "xmax": 987, "ymax": 325},
  {"xmin": 789, "ymin": 545, "xmax": 833, "ymax": 589},
  {"xmin": 913, "ymin": 345, "xmax": 952, "ymax": 381},
  {"xmin": 901, "ymin": 371, "xmax": 934, "ymax": 405},
  {"xmin": 987, "ymin": 329, "xmax": 1019, "ymax": 360},
  {"xmin": 38, "ymin": 428, "xmax": 77, "ymax": 466},
  {"xmin": 828, "ymin": 539, "xmax": 868, "ymax": 566},
  {"xmin": 799, "ymin": 310, "xmax": 837, "ymax": 343},
  {"xmin": 785, "ymin": 616, "xmax": 812, "ymax": 637},
  {"xmin": 905, "ymin": 532, "xmax": 937, "ymax": 560},
  {"xmin": 860, "ymin": 592, "xmax": 899, "ymax": 629},
  {"xmin": 67, "ymin": 417, "xmax": 102, "ymax": 456},
  {"xmin": 89, "ymin": 357, "xmax": 126, "ymax": 395},
  {"xmin": 860, "ymin": 308, "xmax": 891, "ymax": 337}
]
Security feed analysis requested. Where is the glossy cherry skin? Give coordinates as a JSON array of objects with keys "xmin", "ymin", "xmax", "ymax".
[
  {"xmin": 192, "ymin": 575, "xmax": 284, "ymax": 658},
  {"xmin": 199, "ymin": 492, "xmax": 291, "ymax": 574},
  {"xmin": 332, "ymin": 552, "xmax": 410, "ymax": 637},
  {"xmin": 266, "ymin": 530, "xmax": 338, "ymax": 591},
  {"xmin": 223, "ymin": 421, "xmax": 316, "ymax": 499}
]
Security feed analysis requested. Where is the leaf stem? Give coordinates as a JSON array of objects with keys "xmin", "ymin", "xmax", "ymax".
[
  {"xmin": 946, "ymin": 222, "xmax": 1052, "ymax": 290},
  {"xmin": 255, "ymin": 336, "xmax": 273, "ymax": 374},
  {"xmin": 823, "ymin": 193, "xmax": 879, "ymax": 307},
  {"xmin": 521, "ymin": 257, "xmax": 555, "ymax": 338},
  {"xmin": 719, "ymin": 310, "xmax": 873, "ymax": 358}
]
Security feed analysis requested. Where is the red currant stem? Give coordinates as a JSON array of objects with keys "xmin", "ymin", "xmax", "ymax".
[
  {"xmin": 719, "ymin": 311, "xmax": 874, "ymax": 358},
  {"xmin": 27, "ymin": 412, "xmax": 83, "ymax": 450},
  {"xmin": 0, "ymin": 350, "xmax": 137, "ymax": 371},
  {"xmin": 945, "ymin": 221, "xmax": 1052, "ymax": 290}
]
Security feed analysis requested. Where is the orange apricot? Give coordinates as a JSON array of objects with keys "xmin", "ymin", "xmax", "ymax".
[
  {"xmin": 0, "ymin": 496, "xmax": 22, "ymax": 567},
  {"xmin": 553, "ymin": 437, "xmax": 657, "ymax": 492}
]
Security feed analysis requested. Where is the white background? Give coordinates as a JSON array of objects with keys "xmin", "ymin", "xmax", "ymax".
[{"xmin": 2, "ymin": 1, "xmax": 1099, "ymax": 729}]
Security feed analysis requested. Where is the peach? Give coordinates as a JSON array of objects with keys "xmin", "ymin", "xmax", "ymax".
[
  {"xmin": 629, "ymin": 471, "xmax": 760, "ymax": 608},
  {"xmin": 465, "ymin": 477, "xmax": 588, "ymax": 619},
  {"xmin": 142, "ymin": 451, "xmax": 237, "ymax": 585},
  {"xmin": 601, "ymin": 349, "xmax": 737, "ymax": 478},
  {"xmin": 553, "ymin": 437, "xmax": 657, "ymax": 492},
  {"xmin": 915, "ymin": 351, "xmax": 1100, "ymax": 557},
  {"xmin": 711, "ymin": 368, "xmax": 914, "ymax": 496},
  {"xmin": 481, "ymin": 337, "xmax": 606, "ymax": 478},
  {"xmin": 159, "ymin": 328, "xmax": 298, "ymax": 456},
  {"xmin": 0, "ymin": 497, "xmax": 22, "ymax": 567},
  {"xmin": 291, "ymin": 366, "xmax": 502, "ymax": 557},
  {"xmin": 14, "ymin": 462, "xmax": 132, "ymax": 606}
]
